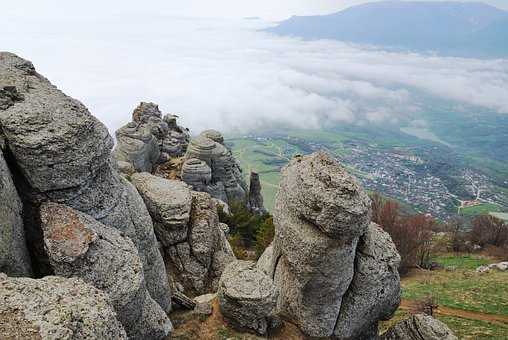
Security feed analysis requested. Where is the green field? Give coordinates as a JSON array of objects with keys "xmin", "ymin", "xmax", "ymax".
[{"xmin": 459, "ymin": 203, "xmax": 502, "ymax": 218}]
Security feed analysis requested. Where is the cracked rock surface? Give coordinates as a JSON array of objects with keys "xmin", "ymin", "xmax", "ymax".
[
  {"xmin": 270, "ymin": 152, "xmax": 400, "ymax": 338},
  {"xmin": 132, "ymin": 173, "xmax": 235, "ymax": 295},
  {"xmin": 218, "ymin": 260, "xmax": 278, "ymax": 335},
  {"xmin": 0, "ymin": 52, "xmax": 170, "ymax": 312},
  {"xmin": 41, "ymin": 202, "xmax": 172, "ymax": 340},
  {"xmin": 0, "ymin": 274, "xmax": 127, "ymax": 339}
]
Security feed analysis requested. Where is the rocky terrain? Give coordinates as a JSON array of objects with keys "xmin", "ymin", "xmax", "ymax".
[{"xmin": 0, "ymin": 52, "xmax": 457, "ymax": 339}]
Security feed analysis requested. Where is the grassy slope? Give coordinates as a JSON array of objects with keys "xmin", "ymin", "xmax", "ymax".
[{"xmin": 383, "ymin": 253, "xmax": 508, "ymax": 338}]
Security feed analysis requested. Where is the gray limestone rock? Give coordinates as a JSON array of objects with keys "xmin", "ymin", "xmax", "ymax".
[
  {"xmin": 113, "ymin": 102, "xmax": 190, "ymax": 172},
  {"xmin": 218, "ymin": 260, "xmax": 278, "ymax": 335},
  {"xmin": 181, "ymin": 158, "xmax": 212, "ymax": 192},
  {"xmin": 40, "ymin": 203, "xmax": 172, "ymax": 340},
  {"xmin": 256, "ymin": 243, "xmax": 273, "ymax": 276},
  {"xmin": 184, "ymin": 132, "xmax": 247, "ymax": 205},
  {"xmin": 132, "ymin": 173, "xmax": 192, "ymax": 246},
  {"xmin": 132, "ymin": 173, "xmax": 235, "ymax": 295},
  {"xmin": 0, "ymin": 274, "xmax": 127, "ymax": 339},
  {"xmin": 248, "ymin": 171, "xmax": 267, "ymax": 215},
  {"xmin": 0, "ymin": 151, "xmax": 31, "ymax": 276},
  {"xmin": 334, "ymin": 223, "xmax": 401, "ymax": 338},
  {"xmin": 270, "ymin": 152, "xmax": 372, "ymax": 337},
  {"xmin": 382, "ymin": 314, "xmax": 458, "ymax": 340},
  {"xmin": 0, "ymin": 52, "xmax": 170, "ymax": 312}
]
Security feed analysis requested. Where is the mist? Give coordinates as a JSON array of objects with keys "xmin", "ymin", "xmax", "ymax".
[{"xmin": 2, "ymin": 9, "xmax": 508, "ymax": 135}]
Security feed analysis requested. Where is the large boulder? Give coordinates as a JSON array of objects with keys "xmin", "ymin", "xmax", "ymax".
[
  {"xmin": 382, "ymin": 314, "xmax": 458, "ymax": 340},
  {"xmin": 218, "ymin": 260, "xmax": 278, "ymax": 335},
  {"xmin": 40, "ymin": 203, "xmax": 172, "ymax": 340},
  {"xmin": 334, "ymin": 223, "xmax": 401, "ymax": 338},
  {"xmin": 131, "ymin": 173, "xmax": 192, "ymax": 246},
  {"xmin": 0, "ymin": 150, "xmax": 31, "ymax": 276},
  {"xmin": 270, "ymin": 152, "xmax": 371, "ymax": 337},
  {"xmin": 113, "ymin": 102, "xmax": 190, "ymax": 173},
  {"xmin": 0, "ymin": 274, "xmax": 127, "ymax": 339},
  {"xmin": 132, "ymin": 172, "xmax": 235, "ymax": 295},
  {"xmin": 0, "ymin": 52, "xmax": 171, "ymax": 312}
]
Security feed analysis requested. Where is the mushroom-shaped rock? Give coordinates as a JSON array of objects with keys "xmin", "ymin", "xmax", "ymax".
[
  {"xmin": 0, "ymin": 151, "xmax": 31, "ymax": 276},
  {"xmin": 40, "ymin": 203, "xmax": 172, "ymax": 340},
  {"xmin": 114, "ymin": 123, "xmax": 160, "ymax": 173},
  {"xmin": 184, "ymin": 134, "xmax": 247, "ymax": 205},
  {"xmin": 181, "ymin": 158, "xmax": 212, "ymax": 192},
  {"xmin": 0, "ymin": 274, "xmax": 127, "ymax": 339},
  {"xmin": 0, "ymin": 52, "xmax": 171, "ymax": 312},
  {"xmin": 131, "ymin": 173, "xmax": 192, "ymax": 246},
  {"xmin": 271, "ymin": 152, "xmax": 372, "ymax": 337},
  {"xmin": 185, "ymin": 135, "xmax": 217, "ymax": 165},
  {"xmin": 334, "ymin": 223, "xmax": 401, "ymax": 338},
  {"xmin": 382, "ymin": 314, "xmax": 458, "ymax": 340},
  {"xmin": 200, "ymin": 129, "xmax": 224, "ymax": 145},
  {"xmin": 218, "ymin": 260, "xmax": 278, "ymax": 335}
]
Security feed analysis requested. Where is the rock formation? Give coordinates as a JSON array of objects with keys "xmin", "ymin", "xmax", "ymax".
[
  {"xmin": 0, "ymin": 52, "xmax": 171, "ymax": 312},
  {"xmin": 132, "ymin": 172, "xmax": 235, "ymax": 295},
  {"xmin": 40, "ymin": 203, "xmax": 172, "ymax": 339},
  {"xmin": 114, "ymin": 102, "xmax": 190, "ymax": 173},
  {"xmin": 181, "ymin": 158, "xmax": 212, "ymax": 192},
  {"xmin": 0, "ymin": 150, "xmax": 31, "ymax": 276},
  {"xmin": 382, "ymin": 314, "xmax": 458, "ymax": 340},
  {"xmin": 268, "ymin": 152, "xmax": 399, "ymax": 338},
  {"xmin": 218, "ymin": 260, "xmax": 278, "ymax": 335},
  {"xmin": 248, "ymin": 171, "xmax": 267, "ymax": 215},
  {"xmin": 0, "ymin": 274, "xmax": 127, "ymax": 339},
  {"xmin": 334, "ymin": 223, "xmax": 401, "ymax": 338},
  {"xmin": 184, "ymin": 131, "xmax": 247, "ymax": 205}
]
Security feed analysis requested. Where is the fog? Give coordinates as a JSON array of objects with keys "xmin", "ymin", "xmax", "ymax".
[{"xmin": 2, "ymin": 5, "xmax": 508, "ymax": 134}]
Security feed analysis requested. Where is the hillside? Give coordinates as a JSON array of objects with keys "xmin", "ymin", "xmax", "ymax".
[{"xmin": 268, "ymin": 1, "xmax": 508, "ymax": 58}]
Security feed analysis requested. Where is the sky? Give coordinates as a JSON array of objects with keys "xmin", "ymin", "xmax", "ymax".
[{"xmin": 1, "ymin": 1, "xmax": 508, "ymax": 134}]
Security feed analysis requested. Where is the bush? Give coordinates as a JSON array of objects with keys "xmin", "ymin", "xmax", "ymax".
[
  {"xmin": 371, "ymin": 193, "xmax": 434, "ymax": 274},
  {"xmin": 470, "ymin": 215, "xmax": 508, "ymax": 249},
  {"xmin": 219, "ymin": 201, "xmax": 274, "ymax": 258}
]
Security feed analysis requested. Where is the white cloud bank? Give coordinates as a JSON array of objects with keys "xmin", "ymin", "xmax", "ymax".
[{"xmin": 1, "ymin": 11, "xmax": 508, "ymax": 135}]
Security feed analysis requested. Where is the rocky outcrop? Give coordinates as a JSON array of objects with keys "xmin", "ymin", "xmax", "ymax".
[
  {"xmin": 40, "ymin": 203, "xmax": 172, "ymax": 340},
  {"xmin": 181, "ymin": 158, "xmax": 212, "ymax": 192},
  {"xmin": 114, "ymin": 102, "xmax": 190, "ymax": 173},
  {"xmin": 0, "ymin": 151, "xmax": 31, "ymax": 276},
  {"xmin": 184, "ymin": 131, "xmax": 247, "ymax": 205},
  {"xmin": 248, "ymin": 171, "xmax": 267, "ymax": 215},
  {"xmin": 0, "ymin": 274, "xmax": 127, "ymax": 339},
  {"xmin": 476, "ymin": 261, "xmax": 508, "ymax": 273},
  {"xmin": 270, "ymin": 152, "xmax": 397, "ymax": 338},
  {"xmin": 382, "ymin": 314, "xmax": 458, "ymax": 340},
  {"xmin": 0, "ymin": 52, "xmax": 171, "ymax": 312},
  {"xmin": 334, "ymin": 223, "xmax": 401, "ymax": 338},
  {"xmin": 218, "ymin": 260, "xmax": 279, "ymax": 335},
  {"xmin": 256, "ymin": 243, "xmax": 273, "ymax": 276},
  {"xmin": 131, "ymin": 173, "xmax": 192, "ymax": 246},
  {"xmin": 132, "ymin": 172, "xmax": 235, "ymax": 295}
]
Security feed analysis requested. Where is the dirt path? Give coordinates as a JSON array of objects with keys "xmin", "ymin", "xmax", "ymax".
[{"xmin": 400, "ymin": 299, "xmax": 508, "ymax": 326}]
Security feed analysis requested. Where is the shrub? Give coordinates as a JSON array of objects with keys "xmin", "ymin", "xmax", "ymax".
[
  {"xmin": 470, "ymin": 215, "xmax": 508, "ymax": 249},
  {"xmin": 255, "ymin": 216, "xmax": 275, "ymax": 258},
  {"xmin": 219, "ymin": 201, "xmax": 274, "ymax": 257},
  {"xmin": 371, "ymin": 193, "xmax": 434, "ymax": 274}
]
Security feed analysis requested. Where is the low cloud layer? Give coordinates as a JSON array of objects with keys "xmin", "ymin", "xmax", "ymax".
[{"xmin": 2, "ymin": 12, "xmax": 508, "ymax": 135}]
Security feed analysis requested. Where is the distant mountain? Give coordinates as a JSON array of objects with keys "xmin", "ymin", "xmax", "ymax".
[{"xmin": 268, "ymin": 1, "xmax": 508, "ymax": 58}]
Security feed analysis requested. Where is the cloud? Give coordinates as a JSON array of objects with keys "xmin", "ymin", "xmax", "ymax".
[{"xmin": 1, "ymin": 13, "xmax": 507, "ymax": 136}]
